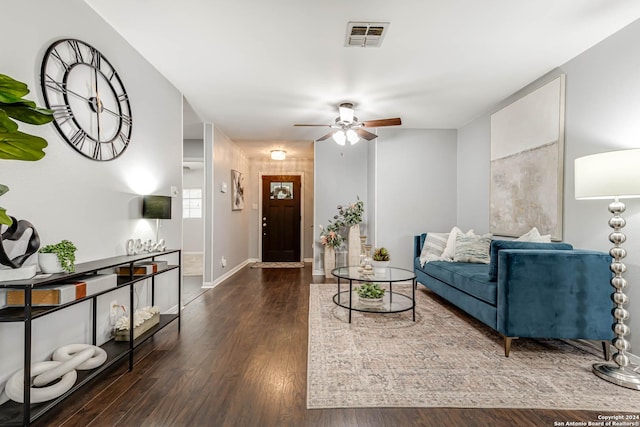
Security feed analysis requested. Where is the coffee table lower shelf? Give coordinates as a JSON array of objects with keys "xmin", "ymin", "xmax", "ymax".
[{"xmin": 332, "ymin": 290, "xmax": 415, "ymax": 321}]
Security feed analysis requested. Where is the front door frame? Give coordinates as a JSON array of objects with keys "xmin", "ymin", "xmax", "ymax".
[{"xmin": 258, "ymin": 172, "xmax": 305, "ymax": 262}]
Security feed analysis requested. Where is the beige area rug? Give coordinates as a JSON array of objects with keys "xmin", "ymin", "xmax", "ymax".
[
  {"xmin": 251, "ymin": 262, "xmax": 305, "ymax": 268},
  {"xmin": 307, "ymin": 283, "xmax": 640, "ymax": 411}
]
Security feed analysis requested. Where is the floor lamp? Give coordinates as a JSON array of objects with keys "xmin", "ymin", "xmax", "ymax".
[{"xmin": 575, "ymin": 148, "xmax": 640, "ymax": 390}]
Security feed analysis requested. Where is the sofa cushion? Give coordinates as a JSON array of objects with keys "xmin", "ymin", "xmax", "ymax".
[
  {"xmin": 488, "ymin": 240, "xmax": 573, "ymax": 281},
  {"xmin": 420, "ymin": 261, "xmax": 496, "ymax": 305}
]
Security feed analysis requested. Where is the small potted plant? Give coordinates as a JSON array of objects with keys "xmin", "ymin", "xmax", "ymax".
[
  {"xmin": 39, "ymin": 240, "xmax": 77, "ymax": 273},
  {"xmin": 356, "ymin": 282, "xmax": 385, "ymax": 306},
  {"xmin": 371, "ymin": 247, "xmax": 390, "ymax": 273}
]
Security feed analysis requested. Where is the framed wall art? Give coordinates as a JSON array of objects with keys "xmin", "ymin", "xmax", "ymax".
[
  {"xmin": 490, "ymin": 75, "xmax": 565, "ymax": 240},
  {"xmin": 231, "ymin": 169, "xmax": 245, "ymax": 211}
]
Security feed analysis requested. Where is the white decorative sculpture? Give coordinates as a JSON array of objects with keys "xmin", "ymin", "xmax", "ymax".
[{"xmin": 1, "ymin": 344, "xmax": 107, "ymax": 404}]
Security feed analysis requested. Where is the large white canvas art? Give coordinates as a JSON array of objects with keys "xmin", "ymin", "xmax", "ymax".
[{"xmin": 490, "ymin": 75, "xmax": 565, "ymax": 240}]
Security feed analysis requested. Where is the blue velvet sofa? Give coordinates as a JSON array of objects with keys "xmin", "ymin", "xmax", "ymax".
[{"xmin": 413, "ymin": 234, "xmax": 614, "ymax": 357}]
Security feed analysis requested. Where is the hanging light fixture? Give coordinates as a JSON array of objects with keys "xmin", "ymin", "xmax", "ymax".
[
  {"xmin": 332, "ymin": 131, "xmax": 346, "ymax": 145},
  {"xmin": 270, "ymin": 150, "xmax": 286, "ymax": 160},
  {"xmin": 346, "ymin": 129, "xmax": 360, "ymax": 144}
]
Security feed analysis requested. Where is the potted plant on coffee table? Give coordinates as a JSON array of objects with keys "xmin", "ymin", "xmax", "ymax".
[
  {"xmin": 356, "ymin": 282, "xmax": 386, "ymax": 306},
  {"xmin": 39, "ymin": 240, "xmax": 77, "ymax": 273},
  {"xmin": 371, "ymin": 247, "xmax": 390, "ymax": 274}
]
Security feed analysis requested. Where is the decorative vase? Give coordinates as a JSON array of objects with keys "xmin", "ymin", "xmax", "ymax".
[
  {"xmin": 348, "ymin": 224, "xmax": 360, "ymax": 267},
  {"xmin": 38, "ymin": 253, "xmax": 64, "ymax": 274},
  {"xmin": 324, "ymin": 246, "xmax": 335, "ymax": 279}
]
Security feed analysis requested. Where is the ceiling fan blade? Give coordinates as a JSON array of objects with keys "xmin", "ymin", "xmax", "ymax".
[
  {"xmin": 294, "ymin": 124, "xmax": 331, "ymax": 127},
  {"xmin": 356, "ymin": 128, "xmax": 378, "ymax": 141},
  {"xmin": 362, "ymin": 118, "xmax": 402, "ymax": 127},
  {"xmin": 316, "ymin": 130, "xmax": 337, "ymax": 142}
]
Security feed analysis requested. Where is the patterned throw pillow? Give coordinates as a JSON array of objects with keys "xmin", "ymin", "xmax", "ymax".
[
  {"xmin": 419, "ymin": 232, "xmax": 449, "ymax": 266},
  {"xmin": 453, "ymin": 234, "xmax": 492, "ymax": 264}
]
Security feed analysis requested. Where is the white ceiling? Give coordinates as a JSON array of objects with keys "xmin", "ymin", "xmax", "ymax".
[{"xmin": 85, "ymin": 0, "xmax": 640, "ymax": 159}]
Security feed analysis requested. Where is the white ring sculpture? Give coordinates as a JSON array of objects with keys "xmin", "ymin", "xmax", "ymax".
[
  {"xmin": 5, "ymin": 361, "xmax": 77, "ymax": 404},
  {"xmin": 1, "ymin": 344, "xmax": 107, "ymax": 404},
  {"xmin": 33, "ymin": 348, "xmax": 93, "ymax": 387},
  {"xmin": 52, "ymin": 344, "xmax": 107, "ymax": 370}
]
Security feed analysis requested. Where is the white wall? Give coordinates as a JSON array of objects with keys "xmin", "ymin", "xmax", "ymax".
[
  {"xmin": 456, "ymin": 19, "xmax": 640, "ymax": 353},
  {"xmin": 212, "ymin": 127, "xmax": 250, "ymax": 278},
  {"xmin": 0, "ymin": 0, "xmax": 182, "ymax": 386},
  {"xmin": 314, "ymin": 140, "xmax": 368, "ymax": 274},
  {"xmin": 376, "ymin": 129, "xmax": 458, "ymax": 270},
  {"xmin": 248, "ymin": 158, "xmax": 314, "ymax": 261}
]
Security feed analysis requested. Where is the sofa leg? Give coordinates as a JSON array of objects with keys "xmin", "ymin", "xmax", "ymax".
[
  {"xmin": 504, "ymin": 336, "xmax": 517, "ymax": 357},
  {"xmin": 601, "ymin": 340, "xmax": 612, "ymax": 361}
]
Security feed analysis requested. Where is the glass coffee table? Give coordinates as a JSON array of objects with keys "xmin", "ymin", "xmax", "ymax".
[{"xmin": 331, "ymin": 266, "xmax": 416, "ymax": 323}]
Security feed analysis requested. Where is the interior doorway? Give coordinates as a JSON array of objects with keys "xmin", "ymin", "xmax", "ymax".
[{"xmin": 261, "ymin": 175, "xmax": 301, "ymax": 262}]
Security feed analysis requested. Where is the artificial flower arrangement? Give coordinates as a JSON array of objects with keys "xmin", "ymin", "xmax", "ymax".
[
  {"xmin": 336, "ymin": 197, "xmax": 364, "ymax": 227},
  {"xmin": 318, "ymin": 223, "xmax": 344, "ymax": 249}
]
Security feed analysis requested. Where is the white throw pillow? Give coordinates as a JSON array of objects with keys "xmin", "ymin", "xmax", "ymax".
[
  {"xmin": 419, "ymin": 232, "xmax": 449, "ymax": 266},
  {"xmin": 441, "ymin": 227, "xmax": 474, "ymax": 260},
  {"xmin": 516, "ymin": 227, "xmax": 552, "ymax": 243}
]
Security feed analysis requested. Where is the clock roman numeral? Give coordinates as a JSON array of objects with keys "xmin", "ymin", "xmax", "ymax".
[
  {"xmin": 90, "ymin": 48, "xmax": 101, "ymax": 68},
  {"xmin": 120, "ymin": 113, "xmax": 132, "ymax": 126},
  {"xmin": 118, "ymin": 131, "xmax": 130, "ymax": 147},
  {"xmin": 45, "ymin": 75, "xmax": 66, "ymax": 94},
  {"xmin": 51, "ymin": 48, "xmax": 71, "ymax": 71},
  {"xmin": 69, "ymin": 129, "xmax": 88, "ymax": 149},
  {"xmin": 108, "ymin": 142, "xmax": 119, "ymax": 158},
  {"xmin": 67, "ymin": 40, "xmax": 84, "ymax": 63},
  {"xmin": 51, "ymin": 105, "xmax": 75, "ymax": 125},
  {"xmin": 93, "ymin": 141, "xmax": 102, "ymax": 160},
  {"xmin": 117, "ymin": 93, "xmax": 128, "ymax": 102}
]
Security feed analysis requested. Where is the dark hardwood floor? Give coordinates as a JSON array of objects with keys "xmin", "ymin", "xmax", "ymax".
[{"xmin": 35, "ymin": 265, "xmax": 619, "ymax": 426}]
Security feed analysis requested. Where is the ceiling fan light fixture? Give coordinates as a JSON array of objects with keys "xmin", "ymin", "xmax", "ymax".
[
  {"xmin": 332, "ymin": 130, "xmax": 347, "ymax": 145},
  {"xmin": 346, "ymin": 129, "xmax": 359, "ymax": 144},
  {"xmin": 270, "ymin": 150, "xmax": 286, "ymax": 160},
  {"xmin": 338, "ymin": 103, "xmax": 355, "ymax": 123}
]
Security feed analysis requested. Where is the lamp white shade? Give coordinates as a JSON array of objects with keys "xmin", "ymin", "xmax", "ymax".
[{"xmin": 575, "ymin": 149, "xmax": 640, "ymax": 200}]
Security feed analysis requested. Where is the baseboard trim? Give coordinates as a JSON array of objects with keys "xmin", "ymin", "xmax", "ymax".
[
  {"xmin": 304, "ymin": 258, "xmax": 313, "ymax": 263},
  {"xmin": 202, "ymin": 259, "xmax": 253, "ymax": 289},
  {"xmin": 312, "ymin": 269, "xmax": 324, "ymax": 276}
]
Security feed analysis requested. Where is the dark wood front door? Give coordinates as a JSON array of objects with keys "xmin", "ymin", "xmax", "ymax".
[{"xmin": 261, "ymin": 175, "xmax": 301, "ymax": 262}]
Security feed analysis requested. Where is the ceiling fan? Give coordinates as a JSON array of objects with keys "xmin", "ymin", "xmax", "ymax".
[{"xmin": 294, "ymin": 102, "xmax": 401, "ymax": 145}]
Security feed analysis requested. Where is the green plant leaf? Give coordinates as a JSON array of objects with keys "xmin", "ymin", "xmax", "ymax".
[
  {"xmin": 0, "ymin": 110, "xmax": 18, "ymax": 133},
  {"xmin": 1, "ymin": 104, "xmax": 53, "ymax": 125},
  {"xmin": 0, "ymin": 207, "xmax": 11, "ymax": 226},
  {"xmin": 0, "ymin": 74, "xmax": 29, "ymax": 100},
  {"xmin": 0, "ymin": 184, "xmax": 8, "ymax": 196},
  {"xmin": 0, "ymin": 130, "xmax": 47, "ymax": 160}
]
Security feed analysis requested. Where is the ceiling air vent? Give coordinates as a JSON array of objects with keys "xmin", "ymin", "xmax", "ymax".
[{"xmin": 345, "ymin": 21, "xmax": 390, "ymax": 48}]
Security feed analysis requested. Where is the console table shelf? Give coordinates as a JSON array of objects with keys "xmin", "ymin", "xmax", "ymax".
[{"xmin": 0, "ymin": 249, "xmax": 181, "ymax": 426}]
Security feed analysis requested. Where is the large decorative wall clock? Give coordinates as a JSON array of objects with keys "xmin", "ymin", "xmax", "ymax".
[{"xmin": 40, "ymin": 38, "xmax": 132, "ymax": 161}]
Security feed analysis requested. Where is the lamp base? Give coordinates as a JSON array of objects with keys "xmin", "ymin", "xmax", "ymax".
[{"xmin": 593, "ymin": 362, "xmax": 640, "ymax": 390}]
